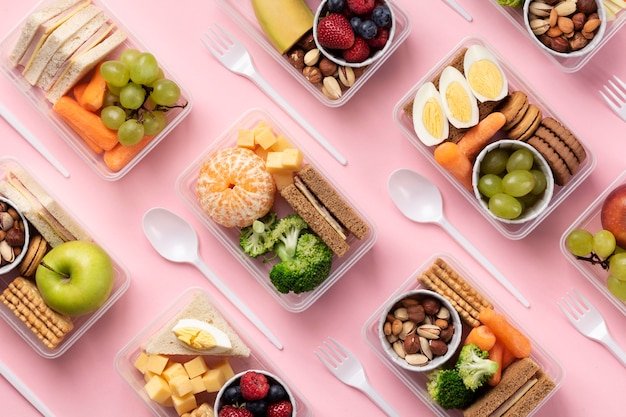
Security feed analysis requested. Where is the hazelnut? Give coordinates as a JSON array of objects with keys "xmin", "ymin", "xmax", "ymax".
[
  {"xmin": 318, "ymin": 58, "xmax": 337, "ymax": 76},
  {"xmin": 407, "ymin": 304, "xmax": 425, "ymax": 323},
  {"xmin": 429, "ymin": 340, "xmax": 449, "ymax": 356},
  {"xmin": 569, "ymin": 32, "xmax": 589, "ymax": 50},
  {"xmin": 440, "ymin": 324, "xmax": 455, "ymax": 343},
  {"xmin": 421, "ymin": 297, "xmax": 441, "ymax": 315},
  {"xmin": 5, "ymin": 227, "xmax": 25, "ymax": 247},
  {"xmin": 550, "ymin": 36, "xmax": 570, "ymax": 52},
  {"xmin": 297, "ymin": 31, "xmax": 316, "ymax": 51},
  {"xmin": 288, "ymin": 48, "xmax": 305, "ymax": 70},
  {"xmin": 577, "ymin": 0, "xmax": 598, "ymax": 14},
  {"xmin": 302, "ymin": 66, "xmax": 322, "ymax": 83},
  {"xmin": 572, "ymin": 12, "xmax": 587, "ymax": 31},
  {"xmin": 403, "ymin": 334, "xmax": 420, "ymax": 354}
]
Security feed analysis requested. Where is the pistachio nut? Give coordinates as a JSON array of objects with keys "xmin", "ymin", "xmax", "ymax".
[
  {"xmin": 338, "ymin": 66, "xmax": 355, "ymax": 87},
  {"xmin": 420, "ymin": 336, "xmax": 433, "ymax": 360},
  {"xmin": 417, "ymin": 324, "xmax": 441, "ymax": 339},
  {"xmin": 322, "ymin": 76, "xmax": 342, "ymax": 100},
  {"xmin": 405, "ymin": 353, "xmax": 429, "ymax": 366},
  {"xmin": 304, "ymin": 48, "xmax": 320, "ymax": 66},
  {"xmin": 529, "ymin": 1, "xmax": 553, "ymax": 17},
  {"xmin": 554, "ymin": 0, "xmax": 577, "ymax": 16},
  {"xmin": 0, "ymin": 240, "xmax": 15, "ymax": 262},
  {"xmin": 530, "ymin": 18, "xmax": 551, "ymax": 35},
  {"xmin": 392, "ymin": 340, "xmax": 406, "ymax": 358}
]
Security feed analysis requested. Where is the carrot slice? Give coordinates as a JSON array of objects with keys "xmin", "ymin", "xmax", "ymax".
[
  {"xmin": 457, "ymin": 112, "xmax": 506, "ymax": 161},
  {"xmin": 478, "ymin": 307, "xmax": 531, "ymax": 359},
  {"xmin": 81, "ymin": 63, "xmax": 107, "ymax": 112},
  {"xmin": 103, "ymin": 135, "xmax": 155, "ymax": 172},
  {"xmin": 464, "ymin": 324, "xmax": 496, "ymax": 351},
  {"xmin": 487, "ymin": 339, "xmax": 504, "ymax": 386},
  {"xmin": 433, "ymin": 141, "xmax": 473, "ymax": 191}
]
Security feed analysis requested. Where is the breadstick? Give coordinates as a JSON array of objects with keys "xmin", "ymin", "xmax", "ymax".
[{"xmin": 434, "ymin": 258, "xmax": 493, "ymax": 310}]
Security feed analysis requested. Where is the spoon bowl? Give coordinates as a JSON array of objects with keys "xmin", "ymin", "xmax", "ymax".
[
  {"xmin": 387, "ymin": 169, "xmax": 530, "ymax": 308},
  {"xmin": 142, "ymin": 207, "xmax": 283, "ymax": 349}
]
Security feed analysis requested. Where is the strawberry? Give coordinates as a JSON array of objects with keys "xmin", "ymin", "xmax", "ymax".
[
  {"xmin": 240, "ymin": 371, "xmax": 270, "ymax": 401},
  {"xmin": 342, "ymin": 37, "xmax": 370, "ymax": 63},
  {"xmin": 316, "ymin": 13, "xmax": 355, "ymax": 50},
  {"xmin": 267, "ymin": 400, "xmax": 293, "ymax": 417},
  {"xmin": 218, "ymin": 405, "xmax": 253, "ymax": 417},
  {"xmin": 367, "ymin": 27, "xmax": 389, "ymax": 49},
  {"xmin": 347, "ymin": 0, "xmax": 376, "ymax": 14}
]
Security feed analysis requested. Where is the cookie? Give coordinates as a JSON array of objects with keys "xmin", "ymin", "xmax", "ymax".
[
  {"xmin": 507, "ymin": 104, "xmax": 542, "ymax": 141},
  {"xmin": 498, "ymin": 91, "xmax": 529, "ymax": 130},
  {"xmin": 541, "ymin": 116, "xmax": 586, "ymax": 164},
  {"xmin": 527, "ymin": 135, "xmax": 572, "ymax": 186},
  {"xmin": 18, "ymin": 234, "xmax": 49, "ymax": 277},
  {"xmin": 534, "ymin": 125, "xmax": 580, "ymax": 176}
]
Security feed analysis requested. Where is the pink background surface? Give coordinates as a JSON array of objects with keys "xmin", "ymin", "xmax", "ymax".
[{"xmin": 1, "ymin": 0, "xmax": 626, "ymax": 415}]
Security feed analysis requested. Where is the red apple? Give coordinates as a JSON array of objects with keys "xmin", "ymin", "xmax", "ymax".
[{"xmin": 601, "ymin": 184, "xmax": 626, "ymax": 248}]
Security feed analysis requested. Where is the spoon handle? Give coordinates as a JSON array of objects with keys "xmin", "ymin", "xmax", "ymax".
[
  {"xmin": 438, "ymin": 217, "xmax": 530, "ymax": 308},
  {"xmin": 192, "ymin": 257, "xmax": 284, "ymax": 350},
  {"xmin": 0, "ymin": 360, "xmax": 56, "ymax": 417}
]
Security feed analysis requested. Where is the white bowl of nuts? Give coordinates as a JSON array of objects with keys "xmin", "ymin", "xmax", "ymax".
[
  {"xmin": 379, "ymin": 289, "xmax": 462, "ymax": 373},
  {"xmin": 0, "ymin": 197, "xmax": 29, "ymax": 275},
  {"xmin": 524, "ymin": 0, "xmax": 606, "ymax": 58}
]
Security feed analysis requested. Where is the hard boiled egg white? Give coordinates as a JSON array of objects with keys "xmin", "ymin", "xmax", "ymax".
[
  {"xmin": 412, "ymin": 82, "xmax": 449, "ymax": 146},
  {"xmin": 172, "ymin": 318, "xmax": 232, "ymax": 353},
  {"xmin": 463, "ymin": 44, "xmax": 508, "ymax": 102},
  {"xmin": 439, "ymin": 66, "xmax": 479, "ymax": 129}
]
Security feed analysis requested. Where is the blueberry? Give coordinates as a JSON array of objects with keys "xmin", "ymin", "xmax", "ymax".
[
  {"xmin": 223, "ymin": 385, "xmax": 243, "ymax": 404},
  {"xmin": 266, "ymin": 384, "xmax": 287, "ymax": 402},
  {"xmin": 371, "ymin": 5, "xmax": 392, "ymax": 27},
  {"xmin": 327, "ymin": 0, "xmax": 346, "ymax": 12},
  {"xmin": 245, "ymin": 399, "xmax": 268, "ymax": 416},
  {"xmin": 358, "ymin": 20, "xmax": 378, "ymax": 40},
  {"xmin": 349, "ymin": 16, "xmax": 362, "ymax": 32}
]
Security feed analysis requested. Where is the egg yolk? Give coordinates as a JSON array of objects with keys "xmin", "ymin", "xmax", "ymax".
[
  {"xmin": 467, "ymin": 60, "xmax": 503, "ymax": 100},
  {"xmin": 445, "ymin": 82, "xmax": 472, "ymax": 123},
  {"xmin": 422, "ymin": 98, "xmax": 445, "ymax": 139}
]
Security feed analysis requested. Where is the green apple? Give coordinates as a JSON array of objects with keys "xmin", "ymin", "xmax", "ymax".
[{"xmin": 35, "ymin": 241, "xmax": 115, "ymax": 316}]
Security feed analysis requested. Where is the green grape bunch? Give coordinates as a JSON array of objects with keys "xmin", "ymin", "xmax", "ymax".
[{"xmin": 99, "ymin": 49, "xmax": 186, "ymax": 146}]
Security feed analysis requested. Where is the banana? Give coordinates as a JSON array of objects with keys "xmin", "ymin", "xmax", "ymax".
[{"xmin": 251, "ymin": 0, "xmax": 314, "ymax": 54}]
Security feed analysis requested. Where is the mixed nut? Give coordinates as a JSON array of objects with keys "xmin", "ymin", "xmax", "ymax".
[
  {"xmin": 382, "ymin": 293, "xmax": 456, "ymax": 367},
  {"xmin": 527, "ymin": 0, "xmax": 603, "ymax": 53},
  {"xmin": 0, "ymin": 200, "xmax": 26, "ymax": 267},
  {"xmin": 286, "ymin": 31, "xmax": 366, "ymax": 101}
]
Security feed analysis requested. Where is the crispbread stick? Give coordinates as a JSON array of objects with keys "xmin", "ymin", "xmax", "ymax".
[
  {"xmin": 418, "ymin": 270, "xmax": 481, "ymax": 327},
  {"xmin": 434, "ymin": 258, "xmax": 493, "ymax": 310}
]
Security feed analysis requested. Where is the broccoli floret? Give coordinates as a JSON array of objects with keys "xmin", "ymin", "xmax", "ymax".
[
  {"xmin": 271, "ymin": 214, "xmax": 309, "ymax": 260},
  {"xmin": 269, "ymin": 233, "xmax": 333, "ymax": 294},
  {"xmin": 456, "ymin": 344, "xmax": 499, "ymax": 391},
  {"xmin": 496, "ymin": 0, "xmax": 523, "ymax": 7},
  {"xmin": 239, "ymin": 212, "xmax": 277, "ymax": 258},
  {"xmin": 426, "ymin": 369, "xmax": 475, "ymax": 410}
]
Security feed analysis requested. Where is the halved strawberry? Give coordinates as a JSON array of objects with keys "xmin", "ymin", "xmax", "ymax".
[
  {"xmin": 317, "ymin": 13, "xmax": 355, "ymax": 50},
  {"xmin": 342, "ymin": 37, "xmax": 370, "ymax": 62}
]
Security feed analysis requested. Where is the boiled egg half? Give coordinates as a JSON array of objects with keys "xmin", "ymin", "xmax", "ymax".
[
  {"xmin": 463, "ymin": 44, "xmax": 508, "ymax": 102},
  {"xmin": 412, "ymin": 82, "xmax": 449, "ymax": 146},
  {"xmin": 172, "ymin": 318, "xmax": 232, "ymax": 353},
  {"xmin": 438, "ymin": 66, "xmax": 479, "ymax": 129}
]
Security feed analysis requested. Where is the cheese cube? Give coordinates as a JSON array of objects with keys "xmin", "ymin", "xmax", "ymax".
[
  {"xmin": 213, "ymin": 358, "xmax": 235, "ymax": 380},
  {"xmin": 172, "ymin": 392, "xmax": 197, "ymax": 416},
  {"xmin": 282, "ymin": 148, "xmax": 304, "ymax": 170},
  {"xmin": 146, "ymin": 354, "xmax": 169, "ymax": 375},
  {"xmin": 272, "ymin": 172, "xmax": 294, "ymax": 191},
  {"xmin": 237, "ymin": 128, "xmax": 256, "ymax": 149},
  {"xmin": 254, "ymin": 146, "xmax": 269, "ymax": 161},
  {"xmin": 253, "ymin": 121, "xmax": 269, "ymax": 135},
  {"xmin": 255, "ymin": 127, "xmax": 278, "ymax": 150},
  {"xmin": 269, "ymin": 134, "xmax": 292, "ymax": 152},
  {"xmin": 189, "ymin": 376, "xmax": 206, "ymax": 394},
  {"xmin": 143, "ymin": 370, "xmax": 157, "ymax": 383},
  {"xmin": 169, "ymin": 374, "xmax": 193, "ymax": 397},
  {"xmin": 184, "ymin": 356, "xmax": 209, "ymax": 379},
  {"xmin": 202, "ymin": 369, "xmax": 226, "ymax": 393},
  {"xmin": 134, "ymin": 351, "xmax": 150, "ymax": 374},
  {"xmin": 162, "ymin": 362, "xmax": 188, "ymax": 382},
  {"xmin": 144, "ymin": 375, "xmax": 172, "ymax": 404},
  {"xmin": 265, "ymin": 152, "xmax": 285, "ymax": 173}
]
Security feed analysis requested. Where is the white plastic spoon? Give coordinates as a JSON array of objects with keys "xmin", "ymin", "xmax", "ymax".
[
  {"xmin": 142, "ymin": 207, "xmax": 283, "ymax": 350},
  {"xmin": 0, "ymin": 360, "xmax": 55, "ymax": 417},
  {"xmin": 387, "ymin": 168, "xmax": 530, "ymax": 308}
]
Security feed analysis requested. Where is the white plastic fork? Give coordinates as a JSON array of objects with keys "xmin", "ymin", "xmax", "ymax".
[
  {"xmin": 201, "ymin": 24, "xmax": 347, "ymax": 165},
  {"xmin": 599, "ymin": 75, "xmax": 626, "ymax": 121},
  {"xmin": 558, "ymin": 289, "xmax": 626, "ymax": 367},
  {"xmin": 314, "ymin": 337, "xmax": 401, "ymax": 417}
]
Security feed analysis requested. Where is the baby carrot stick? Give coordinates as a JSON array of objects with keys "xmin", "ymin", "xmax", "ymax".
[
  {"xmin": 433, "ymin": 141, "xmax": 473, "ymax": 191},
  {"xmin": 73, "ymin": 82, "xmax": 88, "ymax": 106},
  {"xmin": 103, "ymin": 135, "xmax": 154, "ymax": 172},
  {"xmin": 464, "ymin": 324, "xmax": 496, "ymax": 351},
  {"xmin": 457, "ymin": 112, "xmax": 506, "ymax": 161},
  {"xmin": 478, "ymin": 307, "xmax": 531, "ymax": 359},
  {"xmin": 501, "ymin": 344, "xmax": 516, "ymax": 370},
  {"xmin": 487, "ymin": 339, "xmax": 504, "ymax": 386},
  {"xmin": 81, "ymin": 63, "xmax": 107, "ymax": 112},
  {"xmin": 53, "ymin": 96, "xmax": 119, "ymax": 151}
]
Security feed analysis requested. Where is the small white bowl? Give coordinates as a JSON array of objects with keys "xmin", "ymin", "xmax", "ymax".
[
  {"xmin": 214, "ymin": 369, "xmax": 296, "ymax": 416},
  {"xmin": 378, "ymin": 289, "xmax": 462, "ymax": 373},
  {"xmin": 0, "ymin": 196, "xmax": 30, "ymax": 275},
  {"xmin": 523, "ymin": 0, "xmax": 606, "ymax": 59},
  {"xmin": 473, "ymin": 140, "xmax": 555, "ymax": 224},
  {"xmin": 313, "ymin": 0, "xmax": 396, "ymax": 68}
]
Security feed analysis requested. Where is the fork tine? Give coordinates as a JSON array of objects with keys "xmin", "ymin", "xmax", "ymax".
[
  {"xmin": 326, "ymin": 337, "xmax": 348, "ymax": 359},
  {"xmin": 609, "ymin": 78, "xmax": 626, "ymax": 102},
  {"xmin": 613, "ymin": 75, "xmax": 626, "ymax": 91},
  {"xmin": 599, "ymin": 88, "xmax": 622, "ymax": 113},
  {"xmin": 201, "ymin": 24, "xmax": 232, "ymax": 57},
  {"xmin": 314, "ymin": 350, "xmax": 337, "ymax": 371}
]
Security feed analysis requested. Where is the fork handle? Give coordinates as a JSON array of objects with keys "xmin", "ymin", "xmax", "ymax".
[
  {"xmin": 599, "ymin": 333, "xmax": 626, "ymax": 368},
  {"xmin": 357, "ymin": 382, "xmax": 402, "ymax": 417},
  {"xmin": 247, "ymin": 72, "xmax": 348, "ymax": 165}
]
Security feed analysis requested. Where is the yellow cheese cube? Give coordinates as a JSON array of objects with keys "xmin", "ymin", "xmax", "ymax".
[
  {"xmin": 162, "ymin": 362, "xmax": 188, "ymax": 382},
  {"xmin": 253, "ymin": 121, "xmax": 269, "ymax": 135},
  {"xmin": 272, "ymin": 172, "xmax": 294, "ymax": 191},
  {"xmin": 134, "ymin": 351, "xmax": 150, "ymax": 374},
  {"xmin": 213, "ymin": 358, "xmax": 235, "ymax": 380},
  {"xmin": 254, "ymin": 146, "xmax": 269, "ymax": 161},
  {"xmin": 144, "ymin": 375, "xmax": 172, "ymax": 404},
  {"xmin": 265, "ymin": 151, "xmax": 285, "ymax": 173},
  {"xmin": 255, "ymin": 127, "xmax": 278, "ymax": 150},
  {"xmin": 237, "ymin": 128, "xmax": 256, "ymax": 149},
  {"xmin": 147, "ymin": 354, "xmax": 169, "ymax": 375},
  {"xmin": 169, "ymin": 374, "xmax": 193, "ymax": 397},
  {"xmin": 282, "ymin": 148, "xmax": 304, "ymax": 170},
  {"xmin": 202, "ymin": 369, "xmax": 226, "ymax": 393},
  {"xmin": 189, "ymin": 376, "xmax": 206, "ymax": 394},
  {"xmin": 269, "ymin": 134, "xmax": 292, "ymax": 152},
  {"xmin": 172, "ymin": 392, "xmax": 197, "ymax": 416},
  {"xmin": 184, "ymin": 356, "xmax": 209, "ymax": 379}
]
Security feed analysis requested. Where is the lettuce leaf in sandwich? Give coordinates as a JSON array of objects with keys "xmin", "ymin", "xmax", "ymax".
[{"xmin": 497, "ymin": 0, "xmax": 524, "ymax": 7}]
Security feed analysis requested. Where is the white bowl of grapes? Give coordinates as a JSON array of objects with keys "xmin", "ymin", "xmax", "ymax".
[{"xmin": 472, "ymin": 140, "xmax": 554, "ymax": 224}]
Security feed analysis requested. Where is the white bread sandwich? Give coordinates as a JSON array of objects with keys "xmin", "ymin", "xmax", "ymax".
[
  {"xmin": 45, "ymin": 27, "xmax": 126, "ymax": 103},
  {"xmin": 143, "ymin": 292, "xmax": 251, "ymax": 358},
  {"xmin": 0, "ymin": 165, "xmax": 92, "ymax": 247},
  {"xmin": 22, "ymin": 4, "xmax": 103, "ymax": 85},
  {"xmin": 10, "ymin": 0, "xmax": 90, "ymax": 67}
]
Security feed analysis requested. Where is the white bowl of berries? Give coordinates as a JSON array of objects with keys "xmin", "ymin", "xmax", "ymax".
[
  {"xmin": 214, "ymin": 369, "xmax": 296, "ymax": 416},
  {"xmin": 313, "ymin": 0, "xmax": 396, "ymax": 68}
]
